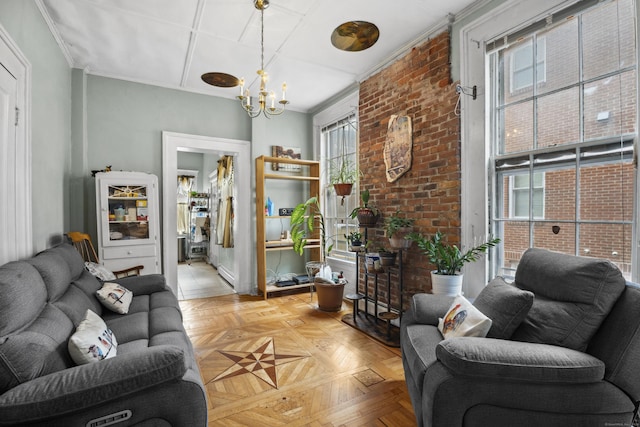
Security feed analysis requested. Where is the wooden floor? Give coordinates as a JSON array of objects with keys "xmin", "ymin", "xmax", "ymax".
[{"xmin": 179, "ymin": 292, "xmax": 417, "ymax": 427}]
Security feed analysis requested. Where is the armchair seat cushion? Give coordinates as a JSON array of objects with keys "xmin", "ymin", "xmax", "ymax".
[{"xmin": 437, "ymin": 337, "xmax": 605, "ymax": 383}]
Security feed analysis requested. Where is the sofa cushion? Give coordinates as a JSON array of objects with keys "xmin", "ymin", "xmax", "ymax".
[
  {"xmin": 85, "ymin": 261, "xmax": 116, "ymax": 281},
  {"xmin": 97, "ymin": 282, "xmax": 133, "ymax": 314},
  {"xmin": 28, "ymin": 251, "xmax": 72, "ymax": 302},
  {"xmin": 437, "ymin": 337, "xmax": 605, "ymax": 383},
  {"xmin": 68, "ymin": 310, "xmax": 117, "ymax": 365},
  {"xmin": 473, "ymin": 277, "xmax": 534, "ymax": 339},
  {"xmin": 0, "ymin": 262, "xmax": 47, "ymax": 336},
  {"xmin": 438, "ymin": 296, "xmax": 492, "ymax": 339},
  {"xmin": 512, "ymin": 248, "xmax": 626, "ymax": 351},
  {"xmin": 0, "ymin": 304, "xmax": 74, "ymax": 394}
]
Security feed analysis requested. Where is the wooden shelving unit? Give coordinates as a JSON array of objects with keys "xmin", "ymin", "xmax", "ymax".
[{"xmin": 255, "ymin": 155, "xmax": 321, "ymax": 299}]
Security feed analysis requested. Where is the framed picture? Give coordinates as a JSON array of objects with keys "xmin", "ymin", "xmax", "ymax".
[{"xmin": 271, "ymin": 146, "xmax": 302, "ymax": 171}]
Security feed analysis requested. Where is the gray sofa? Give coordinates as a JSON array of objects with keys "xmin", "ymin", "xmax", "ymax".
[
  {"xmin": 401, "ymin": 248, "xmax": 640, "ymax": 427},
  {"xmin": 0, "ymin": 243, "xmax": 207, "ymax": 426}
]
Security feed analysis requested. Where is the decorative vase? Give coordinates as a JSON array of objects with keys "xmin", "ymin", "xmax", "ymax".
[
  {"xmin": 314, "ymin": 277, "xmax": 345, "ymax": 312},
  {"xmin": 389, "ymin": 227, "xmax": 413, "ymax": 249},
  {"xmin": 430, "ymin": 271, "xmax": 463, "ymax": 296},
  {"xmin": 356, "ymin": 208, "xmax": 379, "ymax": 228},
  {"xmin": 333, "ymin": 183, "xmax": 353, "ymax": 197}
]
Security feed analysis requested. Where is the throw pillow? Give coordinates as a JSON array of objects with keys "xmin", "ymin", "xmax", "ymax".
[
  {"xmin": 68, "ymin": 309, "xmax": 117, "ymax": 365},
  {"xmin": 438, "ymin": 295, "xmax": 492, "ymax": 339},
  {"xmin": 96, "ymin": 282, "xmax": 133, "ymax": 314},
  {"xmin": 84, "ymin": 261, "xmax": 116, "ymax": 281},
  {"xmin": 473, "ymin": 277, "xmax": 534, "ymax": 339}
]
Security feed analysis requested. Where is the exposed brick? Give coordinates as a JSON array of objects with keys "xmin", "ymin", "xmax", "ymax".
[{"xmin": 358, "ymin": 31, "xmax": 460, "ymax": 307}]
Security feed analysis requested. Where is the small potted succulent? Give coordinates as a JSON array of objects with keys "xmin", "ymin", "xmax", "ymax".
[{"xmin": 407, "ymin": 231, "xmax": 500, "ymax": 296}]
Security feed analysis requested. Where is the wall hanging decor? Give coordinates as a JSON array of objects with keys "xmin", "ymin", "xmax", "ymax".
[
  {"xmin": 384, "ymin": 115, "xmax": 413, "ymax": 182},
  {"xmin": 271, "ymin": 146, "xmax": 301, "ymax": 171}
]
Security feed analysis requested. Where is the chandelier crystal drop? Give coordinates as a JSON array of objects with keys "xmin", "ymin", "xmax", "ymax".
[{"xmin": 237, "ymin": 0, "xmax": 289, "ymax": 118}]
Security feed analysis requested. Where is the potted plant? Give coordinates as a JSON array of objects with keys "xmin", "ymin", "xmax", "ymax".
[
  {"xmin": 291, "ymin": 197, "xmax": 345, "ymax": 311},
  {"xmin": 349, "ymin": 189, "xmax": 380, "ymax": 228},
  {"xmin": 345, "ymin": 230, "xmax": 363, "ymax": 251},
  {"xmin": 407, "ymin": 231, "xmax": 501, "ymax": 296},
  {"xmin": 378, "ymin": 247, "xmax": 397, "ymax": 267},
  {"xmin": 385, "ymin": 210, "xmax": 415, "ymax": 249},
  {"xmin": 330, "ymin": 158, "xmax": 359, "ymax": 198}
]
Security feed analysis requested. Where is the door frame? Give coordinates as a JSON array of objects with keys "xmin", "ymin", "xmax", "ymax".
[
  {"xmin": 0, "ymin": 23, "xmax": 31, "ymax": 264},
  {"xmin": 162, "ymin": 131, "xmax": 252, "ymax": 295}
]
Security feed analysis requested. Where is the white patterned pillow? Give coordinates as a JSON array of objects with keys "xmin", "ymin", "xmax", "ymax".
[
  {"xmin": 438, "ymin": 296, "xmax": 492, "ymax": 339},
  {"xmin": 84, "ymin": 261, "xmax": 116, "ymax": 281},
  {"xmin": 68, "ymin": 310, "xmax": 118, "ymax": 365},
  {"xmin": 96, "ymin": 282, "xmax": 133, "ymax": 314}
]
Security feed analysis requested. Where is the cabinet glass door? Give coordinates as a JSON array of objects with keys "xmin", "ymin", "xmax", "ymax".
[{"xmin": 105, "ymin": 183, "xmax": 150, "ymax": 243}]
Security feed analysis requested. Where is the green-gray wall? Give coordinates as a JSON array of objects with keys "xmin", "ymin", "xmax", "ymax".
[{"xmin": 0, "ymin": 0, "xmax": 72, "ymax": 252}]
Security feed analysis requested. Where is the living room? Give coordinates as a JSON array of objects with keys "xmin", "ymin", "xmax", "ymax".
[{"xmin": 1, "ymin": 0, "xmax": 639, "ymax": 426}]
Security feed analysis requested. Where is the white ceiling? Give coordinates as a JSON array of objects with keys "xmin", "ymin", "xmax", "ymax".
[{"xmin": 39, "ymin": 0, "xmax": 480, "ymax": 113}]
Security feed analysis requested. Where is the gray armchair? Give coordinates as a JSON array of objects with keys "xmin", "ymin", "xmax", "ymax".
[{"xmin": 401, "ymin": 248, "xmax": 640, "ymax": 427}]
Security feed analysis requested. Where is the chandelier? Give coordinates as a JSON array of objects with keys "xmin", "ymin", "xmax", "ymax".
[{"xmin": 237, "ymin": 0, "xmax": 288, "ymax": 118}]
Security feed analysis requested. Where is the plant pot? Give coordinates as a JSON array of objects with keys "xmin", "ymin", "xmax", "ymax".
[
  {"xmin": 430, "ymin": 271, "xmax": 463, "ymax": 296},
  {"xmin": 333, "ymin": 183, "xmax": 353, "ymax": 197},
  {"xmin": 379, "ymin": 252, "xmax": 397, "ymax": 266},
  {"xmin": 356, "ymin": 208, "xmax": 380, "ymax": 228},
  {"xmin": 389, "ymin": 226, "xmax": 413, "ymax": 249},
  {"xmin": 314, "ymin": 277, "xmax": 345, "ymax": 312},
  {"xmin": 349, "ymin": 242, "xmax": 363, "ymax": 252}
]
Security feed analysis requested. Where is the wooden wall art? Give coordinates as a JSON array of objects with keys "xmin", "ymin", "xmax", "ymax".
[{"xmin": 384, "ymin": 115, "xmax": 413, "ymax": 182}]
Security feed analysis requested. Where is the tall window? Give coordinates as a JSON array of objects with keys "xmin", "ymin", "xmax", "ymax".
[
  {"xmin": 322, "ymin": 114, "xmax": 358, "ymax": 261},
  {"xmin": 490, "ymin": 0, "xmax": 637, "ymax": 279}
]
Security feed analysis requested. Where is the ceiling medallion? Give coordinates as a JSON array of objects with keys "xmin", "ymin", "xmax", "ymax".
[
  {"xmin": 331, "ymin": 21, "xmax": 380, "ymax": 52},
  {"xmin": 201, "ymin": 72, "xmax": 239, "ymax": 88}
]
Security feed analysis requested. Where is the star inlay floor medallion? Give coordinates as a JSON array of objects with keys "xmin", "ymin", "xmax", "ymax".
[{"xmin": 213, "ymin": 338, "xmax": 308, "ymax": 388}]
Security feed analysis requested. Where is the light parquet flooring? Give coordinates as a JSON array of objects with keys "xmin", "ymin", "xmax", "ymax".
[{"xmin": 180, "ymin": 292, "xmax": 417, "ymax": 427}]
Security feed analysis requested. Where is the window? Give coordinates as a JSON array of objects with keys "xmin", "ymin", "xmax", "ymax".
[
  {"xmin": 490, "ymin": 0, "xmax": 637, "ymax": 279},
  {"xmin": 511, "ymin": 37, "xmax": 546, "ymax": 92},
  {"xmin": 510, "ymin": 172, "xmax": 544, "ymax": 219},
  {"xmin": 322, "ymin": 114, "xmax": 359, "ymax": 261}
]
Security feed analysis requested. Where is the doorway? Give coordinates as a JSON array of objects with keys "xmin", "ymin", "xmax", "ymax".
[{"xmin": 162, "ymin": 132, "xmax": 252, "ymax": 296}]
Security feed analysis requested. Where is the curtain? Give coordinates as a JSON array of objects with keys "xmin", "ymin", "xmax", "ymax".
[
  {"xmin": 177, "ymin": 176, "xmax": 193, "ymax": 234},
  {"xmin": 216, "ymin": 156, "xmax": 235, "ymax": 248}
]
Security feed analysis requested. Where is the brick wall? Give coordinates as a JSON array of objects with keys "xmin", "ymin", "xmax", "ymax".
[{"xmin": 358, "ymin": 31, "xmax": 460, "ymax": 308}]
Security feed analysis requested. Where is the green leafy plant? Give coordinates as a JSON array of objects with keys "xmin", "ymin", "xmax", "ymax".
[
  {"xmin": 407, "ymin": 231, "xmax": 501, "ymax": 275},
  {"xmin": 349, "ymin": 189, "xmax": 380, "ymax": 218},
  {"xmin": 290, "ymin": 197, "xmax": 332, "ymax": 261},
  {"xmin": 384, "ymin": 210, "xmax": 415, "ymax": 238},
  {"xmin": 330, "ymin": 158, "xmax": 359, "ymax": 185},
  {"xmin": 344, "ymin": 231, "xmax": 363, "ymax": 245}
]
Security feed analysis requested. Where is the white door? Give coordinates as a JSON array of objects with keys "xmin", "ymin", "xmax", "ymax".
[
  {"xmin": 0, "ymin": 62, "xmax": 17, "ymax": 265},
  {"xmin": 0, "ymin": 26, "xmax": 30, "ymax": 266}
]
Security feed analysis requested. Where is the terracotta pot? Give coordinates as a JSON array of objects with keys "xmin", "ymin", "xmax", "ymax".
[
  {"xmin": 333, "ymin": 183, "xmax": 353, "ymax": 197},
  {"xmin": 430, "ymin": 271, "xmax": 463, "ymax": 296},
  {"xmin": 356, "ymin": 208, "xmax": 379, "ymax": 228},
  {"xmin": 314, "ymin": 277, "xmax": 345, "ymax": 312},
  {"xmin": 389, "ymin": 226, "xmax": 413, "ymax": 249}
]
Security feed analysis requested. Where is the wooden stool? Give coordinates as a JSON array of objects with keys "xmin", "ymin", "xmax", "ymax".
[
  {"xmin": 345, "ymin": 293, "xmax": 365, "ymax": 321},
  {"xmin": 379, "ymin": 311, "xmax": 399, "ymax": 339}
]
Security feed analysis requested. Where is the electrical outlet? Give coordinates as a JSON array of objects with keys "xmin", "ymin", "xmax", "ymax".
[{"xmin": 279, "ymin": 208, "xmax": 294, "ymax": 216}]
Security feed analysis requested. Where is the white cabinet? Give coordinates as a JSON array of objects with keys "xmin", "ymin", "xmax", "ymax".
[{"xmin": 95, "ymin": 171, "xmax": 161, "ymax": 275}]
